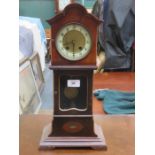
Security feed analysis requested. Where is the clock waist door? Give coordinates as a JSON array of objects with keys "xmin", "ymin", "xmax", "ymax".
[
  {"xmin": 59, "ymin": 75, "xmax": 88, "ymax": 112},
  {"xmin": 53, "ymin": 70, "xmax": 93, "ymax": 115}
]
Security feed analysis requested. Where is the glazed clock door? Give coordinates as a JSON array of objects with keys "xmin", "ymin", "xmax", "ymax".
[{"xmin": 59, "ymin": 75, "xmax": 88, "ymax": 111}]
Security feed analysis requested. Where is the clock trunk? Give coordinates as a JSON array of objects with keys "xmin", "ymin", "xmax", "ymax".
[{"xmin": 50, "ymin": 69, "xmax": 96, "ymax": 137}]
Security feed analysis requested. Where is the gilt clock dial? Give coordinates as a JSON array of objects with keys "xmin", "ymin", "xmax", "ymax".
[{"xmin": 55, "ymin": 24, "xmax": 92, "ymax": 61}]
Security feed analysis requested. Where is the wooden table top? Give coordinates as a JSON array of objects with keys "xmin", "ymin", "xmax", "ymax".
[
  {"xmin": 93, "ymin": 72, "xmax": 135, "ymax": 91},
  {"xmin": 20, "ymin": 114, "xmax": 135, "ymax": 155},
  {"xmin": 93, "ymin": 72, "xmax": 135, "ymax": 114}
]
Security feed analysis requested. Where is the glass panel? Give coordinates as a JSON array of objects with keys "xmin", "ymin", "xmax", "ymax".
[{"xmin": 59, "ymin": 75, "xmax": 87, "ymax": 111}]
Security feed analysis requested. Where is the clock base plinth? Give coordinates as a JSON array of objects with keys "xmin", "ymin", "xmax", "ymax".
[{"xmin": 39, "ymin": 123, "xmax": 107, "ymax": 150}]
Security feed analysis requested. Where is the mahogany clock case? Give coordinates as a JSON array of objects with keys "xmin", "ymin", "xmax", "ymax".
[
  {"xmin": 47, "ymin": 3, "xmax": 101, "ymax": 66},
  {"xmin": 39, "ymin": 3, "xmax": 106, "ymax": 149}
]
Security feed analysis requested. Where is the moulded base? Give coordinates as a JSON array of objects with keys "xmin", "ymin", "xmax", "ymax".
[{"xmin": 39, "ymin": 123, "xmax": 107, "ymax": 150}]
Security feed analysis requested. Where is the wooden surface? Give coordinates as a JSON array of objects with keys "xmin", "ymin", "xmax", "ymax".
[
  {"xmin": 93, "ymin": 72, "xmax": 135, "ymax": 114},
  {"xmin": 20, "ymin": 114, "xmax": 134, "ymax": 155},
  {"xmin": 45, "ymin": 29, "xmax": 51, "ymax": 39}
]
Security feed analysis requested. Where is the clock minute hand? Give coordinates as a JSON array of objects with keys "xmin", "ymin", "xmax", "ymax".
[
  {"xmin": 73, "ymin": 42, "xmax": 75, "ymax": 54},
  {"xmin": 72, "ymin": 40, "xmax": 75, "ymax": 56}
]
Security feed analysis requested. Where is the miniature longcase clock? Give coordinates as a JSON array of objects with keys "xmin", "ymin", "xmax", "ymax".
[{"xmin": 40, "ymin": 3, "xmax": 107, "ymax": 149}]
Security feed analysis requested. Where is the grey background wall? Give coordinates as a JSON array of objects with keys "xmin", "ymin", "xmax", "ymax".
[{"xmin": 19, "ymin": 0, "xmax": 96, "ymax": 29}]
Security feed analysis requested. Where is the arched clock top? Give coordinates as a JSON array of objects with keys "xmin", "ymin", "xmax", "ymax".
[{"xmin": 47, "ymin": 3, "xmax": 102, "ymax": 26}]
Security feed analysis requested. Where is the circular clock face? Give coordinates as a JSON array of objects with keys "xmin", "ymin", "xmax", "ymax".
[{"xmin": 55, "ymin": 24, "xmax": 92, "ymax": 61}]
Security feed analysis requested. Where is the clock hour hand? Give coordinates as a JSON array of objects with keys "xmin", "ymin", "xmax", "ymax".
[
  {"xmin": 64, "ymin": 41, "xmax": 74, "ymax": 50},
  {"xmin": 64, "ymin": 40, "xmax": 75, "ymax": 54},
  {"xmin": 64, "ymin": 41, "xmax": 73, "ymax": 45}
]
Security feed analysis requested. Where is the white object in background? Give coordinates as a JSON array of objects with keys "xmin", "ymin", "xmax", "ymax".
[
  {"xmin": 19, "ymin": 61, "xmax": 42, "ymax": 114},
  {"xmin": 59, "ymin": 0, "xmax": 70, "ymax": 10},
  {"xmin": 19, "ymin": 49, "xmax": 25, "ymax": 61},
  {"xmin": 19, "ymin": 20, "xmax": 46, "ymax": 71}
]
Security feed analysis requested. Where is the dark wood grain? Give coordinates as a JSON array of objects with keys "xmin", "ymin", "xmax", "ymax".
[{"xmin": 49, "ymin": 65, "xmax": 97, "ymax": 70}]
